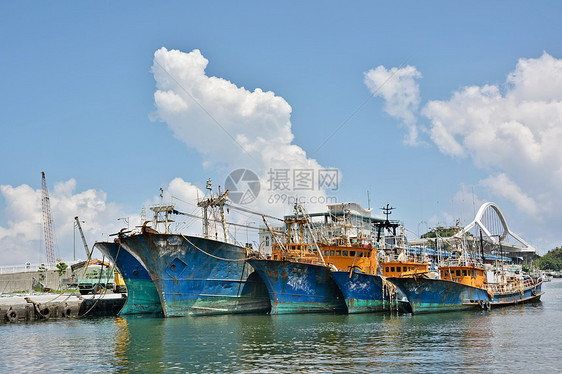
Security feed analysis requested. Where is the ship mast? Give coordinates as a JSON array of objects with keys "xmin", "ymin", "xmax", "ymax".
[
  {"xmin": 297, "ymin": 204, "xmax": 325, "ymax": 264},
  {"xmin": 197, "ymin": 179, "xmax": 230, "ymax": 242},
  {"xmin": 150, "ymin": 188, "xmax": 175, "ymax": 233}
]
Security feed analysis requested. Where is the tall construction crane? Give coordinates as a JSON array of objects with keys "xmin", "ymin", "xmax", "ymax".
[
  {"xmin": 41, "ymin": 171, "xmax": 56, "ymax": 266},
  {"xmin": 74, "ymin": 216, "xmax": 92, "ymax": 261}
]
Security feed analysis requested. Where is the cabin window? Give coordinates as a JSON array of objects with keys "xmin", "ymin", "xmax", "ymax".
[
  {"xmin": 444, "ymin": 270, "xmax": 449, "ymax": 277},
  {"xmin": 336, "ymin": 250, "xmax": 341, "ymax": 256},
  {"xmin": 330, "ymin": 250, "xmax": 335, "ymax": 256},
  {"xmin": 462, "ymin": 270, "xmax": 467, "ymax": 277},
  {"xmin": 358, "ymin": 252, "xmax": 363, "ymax": 257},
  {"xmin": 391, "ymin": 267, "xmax": 395, "ymax": 272},
  {"xmin": 324, "ymin": 250, "xmax": 329, "ymax": 256},
  {"xmin": 456, "ymin": 270, "xmax": 461, "ymax": 277},
  {"xmin": 274, "ymin": 255, "xmax": 278, "ymax": 260},
  {"xmin": 350, "ymin": 251, "xmax": 356, "ymax": 257},
  {"xmin": 472, "ymin": 270, "xmax": 477, "ymax": 278},
  {"xmin": 265, "ymin": 236, "xmax": 270, "ymax": 246},
  {"xmin": 397, "ymin": 266, "xmax": 401, "ymax": 272},
  {"xmin": 343, "ymin": 250, "xmax": 349, "ymax": 256},
  {"xmin": 385, "ymin": 267, "xmax": 389, "ymax": 273}
]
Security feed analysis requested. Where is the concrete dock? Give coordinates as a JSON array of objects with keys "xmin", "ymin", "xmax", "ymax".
[{"xmin": 0, "ymin": 293, "xmax": 126, "ymax": 323}]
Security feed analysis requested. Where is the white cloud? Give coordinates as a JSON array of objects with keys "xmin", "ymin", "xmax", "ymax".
[
  {"xmin": 0, "ymin": 179, "xmax": 129, "ymax": 265},
  {"xmin": 507, "ymin": 52, "xmax": 562, "ymax": 102},
  {"xmin": 0, "ymin": 177, "xmax": 207, "ymax": 266},
  {"xmin": 421, "ymin": 52, "xmax": 562, "ymax": 251},
  {"xmin": 479, "ymin": 174, "xmax": 538, "ymax": 217},
  {"xmin": 364, "ymin": 65, "xmax": 422, "ymax": 145},
  {"xmin": 423, "ymin": 53, "xmax": 562, "ymax": 176},
  {"xmin": 0, "ymin": 184, "xmax": 41, "ymax": 243},
  {"xmin": 167, "ymin": 177, "xmax": 204, "ymax": 204},
  {"xmin": 151, "ymin": 47, "xmax": 337, "ymax": 217}
]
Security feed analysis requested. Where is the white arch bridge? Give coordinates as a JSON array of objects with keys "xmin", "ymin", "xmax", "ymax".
[{"xmin": 453, "ymin": 202, "xmax": 536, "ymax": 261}]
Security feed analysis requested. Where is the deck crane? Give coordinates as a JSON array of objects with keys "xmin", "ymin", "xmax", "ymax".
[
  {"xmin": 74, "ymin": 216, "xmax": 93, "ymax": 261},
  {"xmin": 41, "ymin": 172, "xmax": 57, "ymax": 266}
]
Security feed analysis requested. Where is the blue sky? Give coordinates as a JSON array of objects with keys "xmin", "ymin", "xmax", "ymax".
[{"xmin": 1, "ymin": 1, "xmax": 561, "ymax": 264}]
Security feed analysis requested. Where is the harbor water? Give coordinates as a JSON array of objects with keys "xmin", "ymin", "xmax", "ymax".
[{"xmin": 1, "ymin": 280, "xmax": 561, "ymax": 373}]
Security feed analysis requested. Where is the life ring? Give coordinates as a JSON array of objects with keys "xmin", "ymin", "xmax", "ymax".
[{"xmin": 5, "ymin": 308, "xmax": 17, "ymax": 323}]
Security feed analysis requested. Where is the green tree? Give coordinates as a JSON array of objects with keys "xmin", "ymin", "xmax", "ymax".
[
  {"xmin": 56, "ymin": 262, "xmax": 68, "ymax": 276},
  {"xmin": 38, "ymin": 264, "xmax": 47, "ymax": 282},
  {"xmin": 534, "ymin": 247, "xmax": 562, "ymax": 271}
]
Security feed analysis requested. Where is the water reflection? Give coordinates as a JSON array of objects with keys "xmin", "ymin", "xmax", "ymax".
[
  {"xmin": 2, "ymin": 281, "xmax": 561, "ymax": 372},
  {"xmin": 113, "ymin": 315, "xmax": 167, "ymax": 372},
  {"xmin": 112, "ymin": 311, "xmax": 501, "ymax": 372}
]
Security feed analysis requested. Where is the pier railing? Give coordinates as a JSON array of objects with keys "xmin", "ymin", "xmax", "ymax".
[{"xmin": 0, "ymin": 262, "xmax": 80, "ymax": 275}]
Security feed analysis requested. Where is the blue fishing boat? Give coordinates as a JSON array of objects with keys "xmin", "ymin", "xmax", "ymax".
[
  {"xmin": 248, "ymin": 204, "xmax": 346, "ymax": 314},
  {"xmin": 94, "ymin": 241, "xmax": 164, "ymax": 315},
  {"xmin": 248, "ymin": 255, "xmax": 346, "ymax": 314},
  {"xmin": 390, "ymin": 272, "xmax": 491, "ymax": 314},
  {"xmin": 482, "ymin": 273, "xmax": 543, "ymax": 306},
  {"xmin": 393, "ymin": 203, "xmax": 546, "ymax": 314},
  {"xmin": 118, "ymin": 181, "xmax": 270, "ymax": 317},
  {"xmin": 390, "ymin": 259, "xmax": 544, "ymax": 314},
  {"xmin": 120, "ymin": 229, "xmax": 270, "ymax": 317},
  {"xmin": 330, "ymin": 270, "xmax": 391, "ymax": 313},
  {"xmin": 325, "ymin": 206, "xmax": 425, "ymax": 313}
]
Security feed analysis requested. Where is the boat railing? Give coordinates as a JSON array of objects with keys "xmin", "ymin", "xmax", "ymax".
[
  {"xmin": 380, "ymin": 252, "xmax": 426, "ymax": 264},
  {"xmin": 440, "ymin": 258, "xmax": 482, "ymax": 268},
  {"xmin": 482, "ymin": 277, "xmax": 536, "ymax": 294}
]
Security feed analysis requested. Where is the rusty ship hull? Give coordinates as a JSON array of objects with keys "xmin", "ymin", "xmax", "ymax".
[
  {"xmin": 331, "ymin": 271, "xmax": 394, "ymax": 313},
  {"xmin": 487, "ymin": 277, "xmax": 544, "ymax": 306},
  {"xmin": 95, "ymin": 241, "xmax": 164, "ymax": 315},
  {"xmin": 389, "ymin": 276, "xmax": 491, "ymax": 314},
  {"xmin": 119, "ymin": 232, "xmax": 270, "ymax": 317},
  {"xmin": 247, "ymin": 259, "xmax": 347, "ymax": 314}
]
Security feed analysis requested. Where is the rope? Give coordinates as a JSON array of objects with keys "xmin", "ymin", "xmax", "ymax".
[
  {"xmin": 79, "ymin": 241, "xmax": 128, "ymax": 318},
  {"xmin": 180, "ymin": 234, "xmax": 247, "ymax": 262},
  {"xmin": 77, "ymin": 245, "xmax": 120, "ymax": 318},
  {"xmin": 78, "ymin": 285, "xmax": 110, "ymax": 318},
  {"xmin": 381, "ymin": 276, "xmax": 398, "ymax": 311}
]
